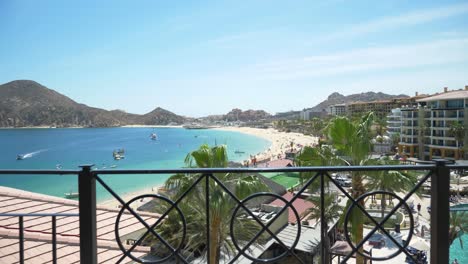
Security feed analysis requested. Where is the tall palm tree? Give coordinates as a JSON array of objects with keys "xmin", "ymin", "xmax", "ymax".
[
  {"xmin": 295, "ymin": 145, "xmax": 344, "ymax": 263},
  {"xmin": 449, "ymin": 211, "xmax": 468, "ymax": 248},
  {"xmin": 325, "ymin": 112, "xmax": 374, "ymax": 264},
  {"xmin": 157, "ymin": 144, "xmax": 269, "ymax": 263},
  {"xmin": 302, "ymin": 191, "xmax": 343, "ymax": 263},
  {"xmin": 365, "ymin": 157, "xmax": 419, "ymax": 218},
  {"xmin": 295, "ymin": 145, "xmax": 338, "ymax": 187},
  {"xmin": 449, "ymin": 121, "xmax": 466, "ymax": 159}
]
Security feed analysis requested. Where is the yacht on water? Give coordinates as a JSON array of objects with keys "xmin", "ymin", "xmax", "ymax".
[
  {"xmin": 64, "ymin": 191, "xmax": 79, "ymax": 199},
  {"xmin": 113, "ymin": 149, "xmax": 125, "ymax": 160},
  {"xmin": 16, "ymin": 154, "xmax": 25, "ymax": 160},
  {"xmin": 150, "ymin": 133, "xmax": 158, "ymax": 140}
]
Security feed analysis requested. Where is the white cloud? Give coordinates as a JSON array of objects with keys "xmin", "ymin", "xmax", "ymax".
[
  {"xmin": 316, "ymin": 2, "xmax": 468, "ymax": 42},
  {"xmin": 247, "ymin": 38, "xmax": 468, "ymax": 80}
]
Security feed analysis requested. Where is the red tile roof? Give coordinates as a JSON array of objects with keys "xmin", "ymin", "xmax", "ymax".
[
  {"xmin": 0, "ymin": 186, "xmax": 158, "ymax": 263},
  {"xmin": 268, "ymin": 192, "xmax": 315, "ymax": 223}
]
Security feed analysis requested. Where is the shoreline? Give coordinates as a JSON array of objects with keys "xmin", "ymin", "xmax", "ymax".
[
  {"xmin": 97, "ymin": 126, "xmax": 319, "ymax": 207},
  {"xmin": 98, "ymin": 184, "xmax": 164, "ymax": 208},
  {"xmin": 213, "ymin": 126, "xmax": 319, "ymax": 163}
]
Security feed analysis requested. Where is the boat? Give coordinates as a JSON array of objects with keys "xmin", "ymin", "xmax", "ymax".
[
  {"xmin": 110, "ymin": 165, "xmax": 117, "ymax": 168},
  {"xmin": 234, "ymin": 150, "xmax": 245, "ymax": 154},
  {"xmin": 64, "ymin": 192, "xmax": 79, "ymax": 199},
  {"xmin": 113, "ymin": 149, "xmax": 125, "ymax": 160},
  {"xmin": 16, "ymin": 154, "xmax": 25, "ymax": 160},
  {"xmin": 150, "ymin": 133, "xmax": 158, "ymax": 140}
]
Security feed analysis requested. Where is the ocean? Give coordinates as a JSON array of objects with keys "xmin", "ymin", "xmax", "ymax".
[{"xmin": 0, "ymin": 127, "xmax": 271, "ymax": 202}]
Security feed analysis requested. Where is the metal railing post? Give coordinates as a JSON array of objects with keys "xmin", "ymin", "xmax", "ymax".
[
  {"xmin": 52, "ymin": 215, "xmax": 57, "ymax": 264},
  {"xmin": 19, "ymin": 216, "xmax": 24, "ymax": 264},
  {"xmin": 320, "ymin": 173, "xmax": 325, "ymax": 264},
  {"xmin": 78, "ymin": 165, "xmax": 97, "ymax": 264},
  {"xmin": 431, "ymin": 160, "xmax": 450, "ymax": 264}
]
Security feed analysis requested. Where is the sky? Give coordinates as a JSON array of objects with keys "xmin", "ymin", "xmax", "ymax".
[{"xmin": 1, "ymin": 0, "xmax": 467, "ymax": 117}]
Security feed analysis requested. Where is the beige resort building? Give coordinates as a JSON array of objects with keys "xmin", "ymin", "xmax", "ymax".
[{"xmin": 398, "ymin": 86, "xmax": 468, "ymax": 160}]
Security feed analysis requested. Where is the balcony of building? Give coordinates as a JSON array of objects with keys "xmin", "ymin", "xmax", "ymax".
[{"xmin": 0, "ymin": 163, "xmax": 466, "ymax": 264}]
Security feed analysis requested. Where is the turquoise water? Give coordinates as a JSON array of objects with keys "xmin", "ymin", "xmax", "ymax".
[
  {"xmin": 450, "ymin": 204, "xmax": 468, "ymax": 263},
  {"xmin": 0, "ymin": 128, "xmax": 270, "ymax": 202}
]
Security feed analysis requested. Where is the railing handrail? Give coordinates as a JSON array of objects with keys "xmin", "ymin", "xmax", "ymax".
[
  {"xmin": 0, "ymin": 213, "xmax": 79, "ymax": 217},
  {"xmin": 0, "ymin": 164, "xmax": 441, "ymax": 175},
  {"xmin": 0, "ymin": 162, "xmax": 466, "ymax": 264}
]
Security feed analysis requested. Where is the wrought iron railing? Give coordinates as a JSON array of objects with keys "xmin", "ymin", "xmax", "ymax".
[
  {"xmin": 0, "ymin": 213, "xmax": 79, "ymax": 264},
  {"xmin": 0, "ymin": 160, "xmax": 466, "ymax": 263}
]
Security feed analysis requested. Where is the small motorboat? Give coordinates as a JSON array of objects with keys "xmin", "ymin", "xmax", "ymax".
[
  {"xmin": 234, "ymin": 150, "xmax": 245, "ymax": 154},
  {"xmin": 113, "ymin": 149, "xmax": 125, "ymax": 160},
  {"xmin": 150, "ymin": 133, "xmax": 158, "ymax": 140},
  {"xmin": 16, "ymin": 154, "xmax": 25, "ymax": 160},
  {"xmin": 64, "ymin": 191, "xmax": 79, "ymax": 199}
]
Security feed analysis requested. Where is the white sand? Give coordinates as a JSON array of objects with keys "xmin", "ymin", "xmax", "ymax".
[
  {"xmin": 98, "ymin": 185, "xmax": 164, "ymax": 208},
  {"xmin": 213, "ymin": 126, "xmax": 319, "ymax": 162}
]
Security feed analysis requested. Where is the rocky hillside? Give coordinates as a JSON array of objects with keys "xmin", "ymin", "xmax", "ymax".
[
  {"xmin": 0, "ymin": 80, "xmax": 188, "ymax": 127},
  {"xmin": 140, "ymin": 107, "xmax": 190, "ymax": 125},
  {"xmin": 309, "ymin": 91, "xmax": 408, "ymax": 112},
  {"xmin": 203, "ymin": 108, "xmax": 272, "ymax": 122}
]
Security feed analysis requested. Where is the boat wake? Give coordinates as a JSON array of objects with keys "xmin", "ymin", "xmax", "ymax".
[{"xmin": 18, "ymin": 149, "xmax": 48, "ymax": 160}]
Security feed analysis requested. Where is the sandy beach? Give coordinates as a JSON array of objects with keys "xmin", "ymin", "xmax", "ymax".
[
  {"xmin": 213, "ymin": 126, "xmax": 319, "ymax": 163},
  {"xmin": 98, "ymin": 126, "xmax": 319, "ymax": 208},
  {"xmin": 98, "ymin": 185, "xmax": 164, "ymax": 208}
]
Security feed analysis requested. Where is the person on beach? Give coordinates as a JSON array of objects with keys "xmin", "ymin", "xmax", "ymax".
[{"xmin": 417, "ymin": 203, "xmax": 421, "ymax": 215}]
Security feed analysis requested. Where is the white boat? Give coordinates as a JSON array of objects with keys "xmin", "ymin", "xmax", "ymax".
[
  {"xmin": 64, "ymin": 192, "xmax": 79, "ymax": 199},
  {"xmin": 113, "ymin": 149, "xmax": 125, "ymax": 160},
  {"xmin": 150, "ymin": 133, "xmax": 158, "ymax": 140}
]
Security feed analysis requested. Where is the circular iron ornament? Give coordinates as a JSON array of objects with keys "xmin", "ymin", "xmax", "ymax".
[
  {"xmin": 115, "ymin": 194, "xmax": 186, "ymax": 264},
  {"xmin": 343, "ymin": 190, "xmax": 414, "ymax": 261},
  {"xmin": 230, "ymin": 192, "xmax": 301, "ymax": 263}
]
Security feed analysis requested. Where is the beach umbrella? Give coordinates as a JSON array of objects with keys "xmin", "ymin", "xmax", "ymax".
[{"xmin": 409, "ymin": 238, "xmax": 430, "ymax": 251}]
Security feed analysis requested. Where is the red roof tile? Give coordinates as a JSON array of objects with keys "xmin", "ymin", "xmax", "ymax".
[{"xmin": 268, "ymin": 192, "xmax": 315, "ymax": 223}]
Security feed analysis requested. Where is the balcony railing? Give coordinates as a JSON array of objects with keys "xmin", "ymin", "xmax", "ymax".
[{"xmin": 0, "ymin": 161, "xmax": 465, "ymax": 264}]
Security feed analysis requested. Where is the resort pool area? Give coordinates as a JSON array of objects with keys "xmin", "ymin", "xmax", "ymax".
[{"xmin": 450, "ymin": 203, "xmax": 467, "ymax": 263}]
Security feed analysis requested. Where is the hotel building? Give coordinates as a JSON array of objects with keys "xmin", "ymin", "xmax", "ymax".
[{"xmin": 398, "ymin": 86, "xmax": 468, "ymax": 160}]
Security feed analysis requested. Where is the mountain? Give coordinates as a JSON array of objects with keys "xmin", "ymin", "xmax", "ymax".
[
  {"xmin": 0, "ymin": 80, "xmax": 187, "ymax": 127},
  {"xmin": 140, "ymin": 107, "xmax": 190, "ymax": 125},
  {"xmin": 308, "ymin": 91, "xmax": 409, "ymax": 113},
  {"xmin": 203, "ymin": 108, "xmax": 272, "ymax": 122}
]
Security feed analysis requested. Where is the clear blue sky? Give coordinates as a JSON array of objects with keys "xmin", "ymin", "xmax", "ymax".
[{"xmin": 1, "ymin": 0, "xmax": 467, "ymax": 117}]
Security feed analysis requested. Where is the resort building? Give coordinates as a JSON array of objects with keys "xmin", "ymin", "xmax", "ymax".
[
  {"xmin": 398, "ymin": 86, "xmax": 468, "ymax": 160},
  {"xmin": 347, "ymin": 93, "xmax": 427, "ymax": 118},
  {"xmin": 386, "ymin": 108, "xmax": 402, "ymax": 138},
  {"xmin": 328, "ymin": 104, "xmax": 347, "ymax": 116}
]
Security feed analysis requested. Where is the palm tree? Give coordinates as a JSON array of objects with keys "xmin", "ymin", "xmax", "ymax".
[
  {"xmin": 295, "ymin": 145, "xmax": 338, "ymax": 187},
  {"xmin": 155, "ymin": 144, "xmax": 269, "ymax": 263},
  {"xmin": 374, "ymin": 116, "xmax": 387, "ymax": 137},
  {"xmin": 449, "ymin": 121, "xmax": 466, "ymax": 159},
  {"xmin": 325, "ymin": 112, "xmax": 374, "ymax": 264},
  {"xmin": 449, "ymin": 211, "xmax": 468, "ymax": 248},
  {"xmin": 365, "ymin": 157, "xmax": 419, "ymax": 218},
  {"xmin": 295, "ymin": 145, "xmax": 346, "ymax": 263},
  {"xmin": 303, "ymin": 192, "xmax": 343, "ymax": 263}
]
